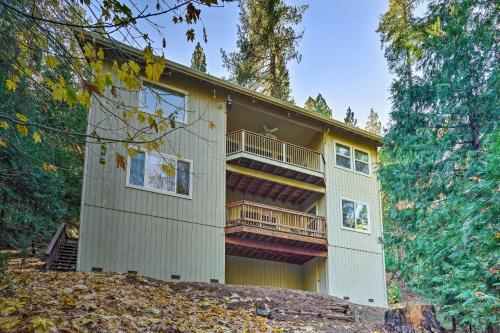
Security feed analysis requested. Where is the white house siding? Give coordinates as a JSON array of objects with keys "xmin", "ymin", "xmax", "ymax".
[
  {"xmin": 77, "ymin": 68, "xmax": 227, "ymax": 283},
  {"xmin": 324, "ymin": 131, "xmax": 387, "ymax": 307}
]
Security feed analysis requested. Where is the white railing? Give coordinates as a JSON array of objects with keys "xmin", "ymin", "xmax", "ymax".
[
  {"xmin": 226, "ymin": 130, "xmax": 324, "ymax": 173},
  {"xmin": 226, "ymin": 201, "xmax": 326, "ymax": 238}
]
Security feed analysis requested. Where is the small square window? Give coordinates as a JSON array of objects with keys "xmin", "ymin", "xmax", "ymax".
[{"xmin": 342, "ymin": 199, "xmax": 369, "ymax": 232}]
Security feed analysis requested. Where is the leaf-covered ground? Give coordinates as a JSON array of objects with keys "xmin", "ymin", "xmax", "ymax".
[{"xmin": 0, "ymin": 257, "xmax": 386, "ymax": 332}]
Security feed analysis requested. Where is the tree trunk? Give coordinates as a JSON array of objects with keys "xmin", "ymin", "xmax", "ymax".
[
  {"xmin": 384, "ymin": 305, "xmax": 445, "ymax": 333},
  {"xmin": 486, "ymin": 324, "xmax": 499, "ymax": 333}
]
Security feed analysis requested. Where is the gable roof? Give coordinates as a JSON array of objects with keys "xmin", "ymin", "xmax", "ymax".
[{"xmin": 78, "ymin": 30, "xmax": 383, "ymax": 145}]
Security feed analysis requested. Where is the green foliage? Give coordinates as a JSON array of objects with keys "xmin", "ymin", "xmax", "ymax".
[
  {"xmin": 0, "ymin": 7, "xmax": 85, "ymax": 250},
  {"xmin": 379, "ymin": 0, "xmax": 499, "ymax": 329},
  {"xmin": 191, "ymin": 42, "xmax": 207, "ymax": 72},
  {"xmin": 387, "ymin": 281, "xmax": 403, "ymax": 304},
  {"xmin": 221, "ymin": 0, "xmax": 307, "ymax": 102},
  {"xmin": 343, "ymin": 107, "xmax": 357, "ymax": 126},
  {"xmin": 365, "ymin": 108, "xmax": 382, "ymax": 135},
  {"xmin": 304, "ymin": 94, "xmax": 332, "ymax": 117}
]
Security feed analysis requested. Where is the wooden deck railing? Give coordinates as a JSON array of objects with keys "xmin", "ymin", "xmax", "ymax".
[
  {"xmin": 226, "ymin": 130, "xmax": 324, "ymax": 173},
  {"xmin": 226, "ymin": 201, "xmax": 326, "ymax": 238},
  {"xmin": 44, "ymin": 223, "xmax": 67, "ymax": 270}
]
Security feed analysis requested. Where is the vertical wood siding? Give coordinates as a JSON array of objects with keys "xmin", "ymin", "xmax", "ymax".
[
  {"xmin": 328, "ymin": 247, "xmax": 387, "ymax": 307},
  {"xmin": 225, "ymin": 256, "xmax": 305, "ymax": 290},
  {"xmin": 323, "ymin": 131, "xmax": 387, "ymax": 306},
  {"xmin": 77, "ymin": 67, "xmax": 227, "ymax": 283}
]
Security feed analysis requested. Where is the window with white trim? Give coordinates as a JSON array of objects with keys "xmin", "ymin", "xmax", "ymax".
[
  {"xmin": 354, "ymin": 149, "xmax": 370, "ymax": 175},
  {"xmin": 141, "ymin": 83, "xmax": 187, "ymax": 123},
  {"xmin": 334, "ymin": 142, "xmax": 371, "ymax": 176},
  {"xmin": 335, "ymin": 143, "xmax": 351, "ymax": 169},
  {"xmin": 128, "ymin": 151, "xmax": 192, "ymax": 198},
  {"xmin": 341, "ymin": 199, "xmax": 369, "ymax": 232}
]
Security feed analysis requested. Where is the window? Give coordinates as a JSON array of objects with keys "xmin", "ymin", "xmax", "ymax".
[
  {"xmin": 341, "ymin": 199, "xmax": 369, "ymax": 232},
  {"xmin": 335, "ymin": 143, "xmax": 351, "ymax": 169},
  {"xmin": 141, "ymin": 83, "xmax": 187, "ymax": 123},
  {"xmin": 127, "ymin": 151, "xmax": 192, "ymax": 198},
  {"xmin": 334, "ymin": 142, "xmax": 371, "ymax": 176},
  {"xmin": 354, "ymin": 149, "xmax": 370, "ymax": 175}
]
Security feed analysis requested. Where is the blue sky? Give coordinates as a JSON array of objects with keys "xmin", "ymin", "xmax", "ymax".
[{"xmin": 136, "ymin": 1, "xmax": 393, "ymax": 126}]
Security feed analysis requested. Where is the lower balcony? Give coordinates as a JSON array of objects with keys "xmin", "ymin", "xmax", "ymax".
[{"xmin": 225, "ymin": 201, "xmax": 327, "ymax": 264}]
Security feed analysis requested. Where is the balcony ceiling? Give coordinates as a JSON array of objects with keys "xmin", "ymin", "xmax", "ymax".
[
  {"xmin": 227, "ymin": 101, "xmax": 323, "ymax": 149},
  {"xmin": 226, "ymin": 171, "xmax": 318, "ymax": 206},
  {"xmin": 225, "ymin": 226, "xmax": 327, "ymax": 265}
]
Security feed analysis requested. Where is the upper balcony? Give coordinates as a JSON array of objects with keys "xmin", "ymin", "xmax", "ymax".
[
  {"xmin": 225, "ymin": 201, "xmax": 327, "ymax": 264},
  {"xmin": 226, "ymin": 130, "xmax": 325, "ymax": 184}
]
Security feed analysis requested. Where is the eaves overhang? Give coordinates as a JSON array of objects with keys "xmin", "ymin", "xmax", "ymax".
[{"xmin": 76, "ymin": 29, "xmax": 384, "ymax": 146}]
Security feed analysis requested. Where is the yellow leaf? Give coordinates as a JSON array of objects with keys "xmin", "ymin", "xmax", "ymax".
[
  {"xmin": 33, "ymin": 132, "xmax": 42, "ymax": 143},
  {"xmin": 0, "ymin": 138, "xmax": 7, "ymax": 148},
  {"xmin": 44, "ymin": 55, "xmax": 59, "ymax": 69},
  {"xmin": 42, "ymin": 163, "xmax": 57, "ymax": 172},
  {"xmin": 16, "ymin": 124, "xmax": 28, "ymax": 136},
  {"xmin": 0, "ymin": 306, "xmax": 17, "ymax": 316},
  {"xmin": 30, "ymin": 316, "xmax": 55, "ymax": 333},
  {"xmin": 15, "ymin": 113, "xmax": 28, "ymax": 122},
  {"xmin": 6, "ymin": 76, "xmax": 20, "ymax": 91},
  {"xmin": 161, "ymin": 163, "xmax": 175, "ymax": 177},
  {"xmin": 145, "ymin": 58, "xmax": 166, "ymax": 82},
  {"xmin": 83, "ymin": 43, "xmax": 94, "ymax": 59},
  {"xmin": 116, "ymin": 153, "xmax": 126, "ymax": 170},
  {"xmin": 208, "ymin": 121, "xmax": 216, "ymax": 129},
  {"xmin": 137, "ymin": 112, "xmax": 146, "ymax": 123},
  {"xmin": 78, "ymin": 91, "xmax": 91, "ymax": 108},
  {"xmin": 155, "ymin": 109, "xmax": 164, "ymax": 118},
  {"xmin": 127, "ymin": 148, "xmax": 140, "ymax": 158},
  {"xmin": 0, "ymin": 120, "xmax": 9, "ymax": 129},
  {"xmin": 128, "ymin": 60, "xmax": 140, "ymax": 74},
  {"xmin": 0, "ymin": 317, "xmax": 20, "ymax": 330},
  {"xmin": 97, "ymin": 48, "xmax": 105, "ymax": 60}
]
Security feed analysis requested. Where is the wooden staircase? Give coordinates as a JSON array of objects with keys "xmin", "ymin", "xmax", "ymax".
[
  {"xmin": 45, "ymin": 223, "xmax": 78, "ymax": 271},
  {"xmin": 51, "ymin": 238, "xmax": 78, "ymax": 271}
]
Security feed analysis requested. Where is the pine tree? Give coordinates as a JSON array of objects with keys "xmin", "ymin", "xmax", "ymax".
[
  {"xmin": 365, "ymin": 108, "xmax": 382, "ymax": 135},
  {"xmin": 378, "ymin": 0, "xmax": 498, "ymax": 330},
  {"xmin": 190, "ymin": 42, "xmax": 207, "ymax": 73},
  {"xmin": 304, "ymin": 93, "xmax": 332, "ymax": 117},
  {"xmin": 343, "ymin": 107, "xmax": 357, "ymax": 126},
  {"xmin": 221, "ymin": 0, "xmax": 308, "ymax": 102}
]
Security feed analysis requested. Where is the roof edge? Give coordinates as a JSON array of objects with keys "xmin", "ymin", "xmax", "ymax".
[{"xmin": 77, "ymin": 29, "xmax": 383, "ymax": 144}]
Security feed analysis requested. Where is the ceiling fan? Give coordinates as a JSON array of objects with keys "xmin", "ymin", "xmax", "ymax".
[{"xmin": 262, "ymin": 124, "xmax": 279, "ymax": 139}]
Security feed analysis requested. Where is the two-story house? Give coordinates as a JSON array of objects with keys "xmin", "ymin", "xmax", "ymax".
[{"xmin": 69, "ymin": 32, "xmax": 387, "ymax": 307}]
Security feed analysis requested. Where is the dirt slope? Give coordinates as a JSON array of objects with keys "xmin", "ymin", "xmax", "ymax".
[{"xmin": 0, "ymin": 260, "xmax": 386, "ymax": 332}]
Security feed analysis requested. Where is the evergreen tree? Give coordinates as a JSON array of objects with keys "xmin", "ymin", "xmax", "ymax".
[
  {"xmin": 304, "ymin": 94, "xmax": 332, "ymax": 117},
  {"xmin": 378, "ymin": 0, "xmax": 498, "ymax": 330},
  {"xmin": 221, "ymin": 0, "xmax": 308, "ymax": 102},
  {"xmin": 365, "ymin": 108, "xmax": 382, "ymax": 135},
  {"xmin": 191, "ymin": 42, "xmax": 207, "ymax": 72},
  {"xmin": 0, "ymin": 8, "xmax": 85, "ymax": 250},
  {"xmin": 343, "ymin": 107, "xmax": 357, "ymax": 126}
]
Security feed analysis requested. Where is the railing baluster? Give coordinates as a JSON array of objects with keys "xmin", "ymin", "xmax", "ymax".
[{"xmin": 226, "ymin": 201, "xmax": 326, "ymax": 238}]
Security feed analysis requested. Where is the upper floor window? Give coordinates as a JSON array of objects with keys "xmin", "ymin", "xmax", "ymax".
[
  {"xmin": 127, "ymin": 150, "xmax": 192, "ymax": 198},
  {"xmin": 354, "ymin": 149, "xmax": 370, "ymax": 175},
  {"xmin": 335, "ymin": 143, "xmax": 351, "ymax": 169},
  {"xmin": 341, "ymin": 198, "xmax": 369, "ymax": 232},
  {"xmin": 334, "ymin": 142, "xmax": 371, "ymax": 176},
  {"xmin": 141, "ymin": 83, "xmax": 187, "ymax": 124}
]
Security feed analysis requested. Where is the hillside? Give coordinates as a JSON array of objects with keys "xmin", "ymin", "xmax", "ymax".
[{"xmin": 0, "ymin": 258, "xmax": 387, "ymax": 332}]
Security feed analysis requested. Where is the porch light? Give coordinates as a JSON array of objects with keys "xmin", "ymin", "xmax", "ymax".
[{"xmin": 226, "ymin": 94, "xmax": 233, "ymax": 112}]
